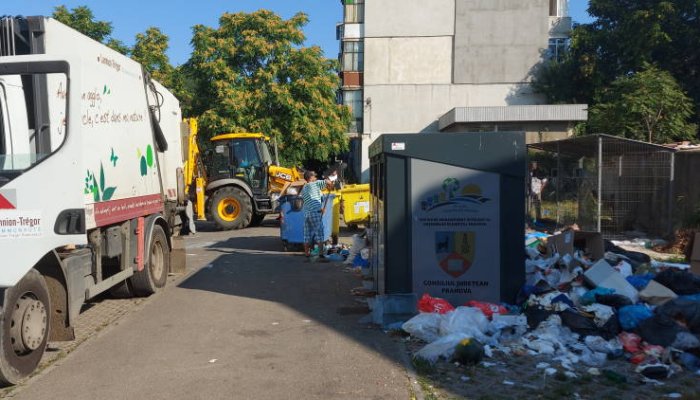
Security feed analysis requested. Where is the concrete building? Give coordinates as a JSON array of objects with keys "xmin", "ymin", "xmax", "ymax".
[{"xmin": 337, "ymin": 0, "xmax": 588, "ymax": 182}]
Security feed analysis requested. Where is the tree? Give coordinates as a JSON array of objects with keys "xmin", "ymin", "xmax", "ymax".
[
  {"xmin": 131, "ymin": 27, "xmax": 174, "ymax": 85},
  {"xmin": 587, "ymin": 64, "xmax": 697, "ymax": 143},
  {"xmin": 533, "ymin": 0, "xmax": 700, "ymax": 129},
  {"xmin": 52, "ymin": 5, "xmax": 129, "ymax": 55},
  {"xmin": 185, "ymin": 10, "xmax": 351, "ymax": 166}
]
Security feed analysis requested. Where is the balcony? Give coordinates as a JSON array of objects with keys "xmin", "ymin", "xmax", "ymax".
[
  {"xmin": 340, "ymin": 71, "xmax": 363, "ymax": 88},
  {"xmin": 336, "ymin": 22, "xmax": 364, "ymax": 40},
  {"xmin": 549, "ymin": 16, "xmax": 572, "ymax": 37}
]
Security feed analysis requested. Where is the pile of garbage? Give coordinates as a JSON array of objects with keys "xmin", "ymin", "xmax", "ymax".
[{"xmin": 402, "ymin": 229, "xmax": 700, "ymax": 381}]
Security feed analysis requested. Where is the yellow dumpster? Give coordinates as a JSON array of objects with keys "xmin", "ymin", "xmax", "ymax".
[{"xmin": 340, "ymin": 183, "xmax": 371, "ymax": 227}]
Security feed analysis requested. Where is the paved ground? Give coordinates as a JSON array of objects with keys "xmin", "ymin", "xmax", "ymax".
[{"xmin": 0, "ymin": 219, "xmax": 413, "ymax": 399}]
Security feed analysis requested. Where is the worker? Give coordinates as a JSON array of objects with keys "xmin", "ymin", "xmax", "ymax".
[{"xmin": 301, "ymin": 170, "xmax": 334, "ymax": 258}]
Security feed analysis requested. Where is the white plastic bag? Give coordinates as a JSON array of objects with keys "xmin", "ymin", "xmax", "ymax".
[
  {"xmin": 439, "ymin": 307, "xmax": 489, "ymax": 342},
  {"xmin": 415, "ymin": 333, "xmax": 471, "ymax": 364},
  {"xmin": 402, "ymin": 312, "xmax": 444, "ymax": 343}
]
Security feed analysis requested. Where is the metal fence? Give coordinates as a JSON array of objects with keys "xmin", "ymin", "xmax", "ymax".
[{"xmin": 528, "ymin": 134, "xmax": 676, "ymax": 239}]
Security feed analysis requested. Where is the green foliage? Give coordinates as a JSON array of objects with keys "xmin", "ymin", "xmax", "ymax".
[
  {"xmin": 106, "ymin": 38, "xmax": 130, "ymax": 55},
  {"xmin": 53, "ymin": 5, "xmax": 129, "ymax": 55},
  {"xmin": 533, "ymin": 0, "xmax": 700, "ymax": 138},
  {"xmin": 131, "ymin": 27, "xmax": 174, "ymax": 85},
  {"xmin": 53, "ymin": 5, "xmax": 112, "ymax": 43},
  {"xmin": 184, "ymin": 10, "xmax": 351, "ymax": 166},
  {"xmin": 587, "ymin": 64, "xmax": 697, "ymax": 143}
]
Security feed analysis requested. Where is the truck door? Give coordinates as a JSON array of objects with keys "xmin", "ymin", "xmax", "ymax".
[{"xmin": 0, "ymin": 61, "xmax": 85, "ymax": 287}]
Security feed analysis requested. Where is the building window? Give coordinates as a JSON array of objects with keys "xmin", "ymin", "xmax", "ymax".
[
  {"xmin": 343, "ymin": 90, "xmax": 363, "ymax": 133},
  {"xmin": 344, "ymin": 0, "xmax": 365, "ymax": 23},
  {"xmin": 548, "ymin": 38, "xmax": 570, "ymax": 62},
  {"xmin": 342, "ymin": 41, "xmax": 363, "ymax": 72}
]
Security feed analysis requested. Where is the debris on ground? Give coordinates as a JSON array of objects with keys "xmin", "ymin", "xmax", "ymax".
[{"xmin": 392, "ymin": 227, "xmax": 700, "ymax": 398}]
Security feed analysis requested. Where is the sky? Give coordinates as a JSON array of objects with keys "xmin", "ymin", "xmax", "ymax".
[{"xmin": 5, "ymin": 1, "xmax": 593, "ymax": 66}]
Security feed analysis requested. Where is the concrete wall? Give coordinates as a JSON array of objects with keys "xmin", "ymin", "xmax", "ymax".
[
  {"xmin": 356, "ymin": 0, "xmax": 556, "ymax": 181},
  {"xmin": 364, "ymin": 0, "xmax": 455, "ymax": 38},
  {"xmin": 364, "ymin": 37, "xmax": 453, "ymax": 85},
  {"xmin": 359, "ymin": 83, "xmax": 546, "ymax": 181},
  {"xmin": 453, "ymin": 0, "xmax": 550, "ymax": 84},
  {"xmin": 364, "ymin": 83, "xmax": 544, "ymax": 133}
]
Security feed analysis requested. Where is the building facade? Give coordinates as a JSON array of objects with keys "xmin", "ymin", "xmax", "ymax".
[{"xmin": 337, "ymin": 0, "xmax": 587, "ymax": 182}]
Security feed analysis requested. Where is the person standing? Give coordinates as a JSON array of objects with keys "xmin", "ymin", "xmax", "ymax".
[
  {"xmin": 301, "ymin": 170, "xmax": 334, "ymax": 257},
  {"xmin": 528, "ymin": 161, "xmax": 548, "ymax": 222}
]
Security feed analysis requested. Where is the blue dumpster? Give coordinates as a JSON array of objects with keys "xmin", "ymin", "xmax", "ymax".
[{"xmin": 280, "ymin": 194, "xmax": 335, "ymax": 251}]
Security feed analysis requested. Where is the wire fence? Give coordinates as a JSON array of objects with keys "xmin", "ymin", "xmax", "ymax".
[{"xmin": 528, "ymin": 135, "xmax": 676, "ymax": 239}]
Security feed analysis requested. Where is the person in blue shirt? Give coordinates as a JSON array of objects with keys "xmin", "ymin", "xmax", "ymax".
[{"xmin": 301, "ymin": 170, "xmax": 335, "ymax": 257}]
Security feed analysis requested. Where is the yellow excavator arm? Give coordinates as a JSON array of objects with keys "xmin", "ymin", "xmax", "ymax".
[{"xmin": 182, "ymin": 118, "xmax": 207, "ymax": 220}]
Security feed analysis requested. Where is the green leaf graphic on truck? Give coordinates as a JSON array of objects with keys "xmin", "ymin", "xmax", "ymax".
[
  {"xmin": 137, "ymin": 145, "xmax": 155, "ymax": 176},
  {"xmin": 84, "ymin": 148, "xmax": 118, "ymax": 202}
]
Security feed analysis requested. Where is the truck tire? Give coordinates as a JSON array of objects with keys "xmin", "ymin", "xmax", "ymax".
[
  {"xmin": 0, "ymin": 269, "xmax": 50, "ymax": 385},
  {"xmin": 210, "ymin": 187, "xmax": 252, "ymax": 230},
  {"xmin": 131, "ymin": 225, "xmax": 170, "ymax": 297}
]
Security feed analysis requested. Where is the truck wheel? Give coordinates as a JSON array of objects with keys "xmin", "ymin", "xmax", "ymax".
[
  {"xmin": 0, "ymin": 269, "xmax": 50, "ymax": 385},
  {"xmin": 131, "ymin": 225, "xmax": 170, "ymax": 297},
  {"xmin": 210, "ymin": 187, "xmax": 252, "ymax": 230}
]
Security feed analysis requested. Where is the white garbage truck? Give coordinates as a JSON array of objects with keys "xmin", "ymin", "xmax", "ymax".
[{"xmin": 0, "ymin": 16, "xmax": 187, "ymax": 384}]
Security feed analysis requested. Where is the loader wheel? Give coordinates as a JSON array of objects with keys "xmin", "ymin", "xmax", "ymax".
[
  {"xmin": 131, "ymin": 225, "xmax": 170, "ymax": 297},
  {"xmin": 210, "ymin": 187, "xmax": 252, "ymax": 230},
  {"xmin": 0, "ymin": 269, "xmax": 50, "ymax": 385}
]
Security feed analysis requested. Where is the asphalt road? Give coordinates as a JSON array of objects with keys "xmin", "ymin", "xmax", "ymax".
[{"xmin": 5, "ymin": 220, "xmax": 412, "ymax": 400}]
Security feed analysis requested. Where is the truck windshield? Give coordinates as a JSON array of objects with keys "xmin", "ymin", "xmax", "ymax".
[{"xmin": 0, "ymin": 72, "xmax": 68, "ymax": 174}]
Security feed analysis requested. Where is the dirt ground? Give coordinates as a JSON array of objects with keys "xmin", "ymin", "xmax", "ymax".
[{"xmin": 397, "ymin": 335, "xmax": 699, "ymax": 400}]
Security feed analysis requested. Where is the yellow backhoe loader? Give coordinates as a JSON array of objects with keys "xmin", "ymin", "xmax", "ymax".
[{"xmin": 182, "ymin": 119, "xmax": 304, "ymax": 230}]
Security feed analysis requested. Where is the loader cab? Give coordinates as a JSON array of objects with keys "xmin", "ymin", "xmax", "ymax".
[{"xmin": 209, "ymin": 133, "xmax": 274, "ymax": 196}]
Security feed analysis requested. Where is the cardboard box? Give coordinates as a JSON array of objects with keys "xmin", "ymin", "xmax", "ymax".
[
  {"xmin": 545, "ymin": 230, "xmax": 604, "ymax": 261},
  {"xmin": 691, "ymin": 233, "xmax": 700, "ymax": 275},
  {"xmin": 573, "ymin": 231, "xmax": 605, "ymax": 260},
  {"xmin": 545, "ymin": 229, "xmax": 575, "ymax": 258}
]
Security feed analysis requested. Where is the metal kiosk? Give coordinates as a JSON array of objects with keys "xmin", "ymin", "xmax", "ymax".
[{"xmin": 367, "ymin": 132, "xmax": 525, "ymax": 323}]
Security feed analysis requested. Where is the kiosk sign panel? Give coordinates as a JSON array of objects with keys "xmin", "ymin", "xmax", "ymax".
[{"xmin": 411, "ymin": 159, "xmax": 501, "ymax": 304}]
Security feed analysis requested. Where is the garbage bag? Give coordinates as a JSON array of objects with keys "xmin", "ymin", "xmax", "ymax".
[
  {"xmin": 637, "ymin": 313, "xmax": 687, "ymax": 347},
  {"xmin": 655, "ymin": 298, "xmax": 700, "ymax": 333},
  {"xmin": 584, "ymin": 335, "xmax": 623, "ymax": 356},
  {"xmin": 524, "ymin": 306, "xmax": 556, "ymax": 329},
  {"xmin": 626, "ymin": 274, "xmax": 655, "ymax": 290},
  {"xmin": 560, "ymin": 309, "xmax": 620, "ymax": 340},
  {"xmin": 580, "ymin": 287, "xmax": 616, "ymax": 306},
  {"xmin": 678, "ymin": 352, "xmax": 700, "ymax": 372},
  {"xmin": 604, "ymin": 240, "xmax": 651, "ymax": 269},
  {"xmin": 671, "ymin": 332, "xmax": 700, "ymax": 350},
  {"xmin": 402, "ymin": 312, "xmax": 443, "ymax": 343},
  {"xmin": 595, "ymin": 294, "xmax": 633, "ymax": 309},
  {"xmin": 464, "ymin": 301, "xmax": 508, "ymax": 319},
  {"xmin": 417, "ymin": 293, "xmax": 455, "ymax": 314},
  {"xmin": 618, "ymin": 305, "xmax": 653, "ymax": 331},
  {"xmin": 654, "ymin": 269, "xmax": 700, "ymax": 296},
  {"xmin": 619, "ymin": 332, "xmax": 642, "ymax": 354},
  {"xmin": 415, "ymin": 333, "xmax": 471, "ymax": 364},
  {"xmin": 439, "ymin": 307, "xmax": 490, "ymax": 342}
]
